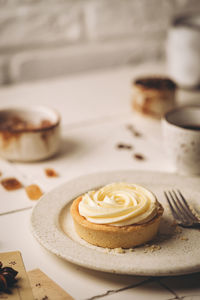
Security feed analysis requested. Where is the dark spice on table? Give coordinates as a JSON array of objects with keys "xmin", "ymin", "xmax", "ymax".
[
  {"xmin": 126, "ymin": 124, "xmax": 142, "ymax": 137},
  {"xmin": 134, "ymin": 153, "xmax": 145, "ymax": 160},
  {"xmin": 116, "ymin": 143, "xmax": 133, "ymax": 150}
]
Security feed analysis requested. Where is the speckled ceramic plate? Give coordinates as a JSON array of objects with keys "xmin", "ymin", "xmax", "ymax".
[{"xmin": 31, "ymin": 170, "xmax": 200, "ymax": 276}]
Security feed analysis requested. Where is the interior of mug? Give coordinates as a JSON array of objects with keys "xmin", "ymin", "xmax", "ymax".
[
  {"xmin": 174, "ymin": 13, "xmax": 200, "ymax": 30},
  {"xmin": 0, "ymin": 106, "xmax": 60, "ymax": 132},
  {"xmin": 165, "ymin": 106, "xmax": 200, "ymax": 128},
  {"xmin": 183, "ymin": 14, "xmax": 200, "ymax": 30}
]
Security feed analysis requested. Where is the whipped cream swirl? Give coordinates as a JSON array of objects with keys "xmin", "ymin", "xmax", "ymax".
[{"xmin": 78, "ymin": 182, "xmax": 158, "ymax": 226}]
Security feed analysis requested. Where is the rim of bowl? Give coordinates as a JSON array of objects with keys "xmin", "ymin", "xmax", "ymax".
[
  {"xmin": 0, "ymin": 105, "xmax": 61, "ymax": 133},
  {"xmin": 163, "ymin": 105, "xmax": 200, "ymax": 131}
]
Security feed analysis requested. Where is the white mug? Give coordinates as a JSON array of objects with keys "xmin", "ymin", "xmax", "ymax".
[
  {"xmin": 162, "ymin": 106, "xmax": 200, "ymax": 176},
  {"xmin": 167, "ymin": 13, "xmax": 200, "ymax": 88}
]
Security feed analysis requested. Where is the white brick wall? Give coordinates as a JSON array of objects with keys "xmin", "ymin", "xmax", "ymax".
[
  {"xmin": 84, "ymin": 0, "xmax": 174, "ymax": 40},
  {"xmin": 9, "ymin": 38, "xmax": 164, "ymax": 82},
  {"xmin": 0, "ymin": 0, "xmax": 199, "ymax": 84},
  {"xmin": 0, "ymin": 2, "xmax": 84, "ymax": 48}
]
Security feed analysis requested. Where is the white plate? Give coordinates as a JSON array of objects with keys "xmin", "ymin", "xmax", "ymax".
[{"xmin": 31, "ymin": 170, "xmax": 200, "ymax": 276}]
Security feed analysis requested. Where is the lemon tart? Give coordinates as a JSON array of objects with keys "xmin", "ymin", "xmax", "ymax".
[{"xmin": 70, "ymin": 183, "xmax": 164, "ymax": 249}]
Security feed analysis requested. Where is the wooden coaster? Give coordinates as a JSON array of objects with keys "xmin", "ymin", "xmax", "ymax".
[
  {"xmin": 28, "ymin": 269, "xmax": 74, "ymax": 300},
  {"xmin": 0, "ymin": 251, "xmax": 34, "ymax": 299}
]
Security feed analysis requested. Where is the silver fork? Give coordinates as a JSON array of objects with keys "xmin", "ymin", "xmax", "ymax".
[{"xmin": 164, "ymin": 189, "xmax": 200, "ymax": 228}]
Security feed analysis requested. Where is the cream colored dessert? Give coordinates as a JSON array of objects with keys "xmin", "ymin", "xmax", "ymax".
[
  {"xmin": 132, "ymin": 77, "xmax": 176, "ymax": 119},
  {"xmin": 70, "ymin": 183, "xmax": 164, "ymax": 249}
]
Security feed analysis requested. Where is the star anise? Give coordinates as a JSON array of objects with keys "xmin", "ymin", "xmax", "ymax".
[{"xmin": 0, "ymin": 261, "xmax": 18, "ymax": 292}]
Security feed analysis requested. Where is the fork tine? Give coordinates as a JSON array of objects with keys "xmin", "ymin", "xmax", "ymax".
[
  {"xmin": 164, "ymin": 191, "xmax": 182, "ymax": 223},
  {"xmin": 172, "ymin": 190, "xmax": 194, "ymax": 222},
  {"xmin": 164, "ymin": 189, "xmax": 200, "ymax": 227},
  {"xmin": 177, "ymin": 189, "xmax": 200, "ymax": 222},
  {"xmin": 167, "ymin": 190, "xmax": 187, "ymax": 224}
]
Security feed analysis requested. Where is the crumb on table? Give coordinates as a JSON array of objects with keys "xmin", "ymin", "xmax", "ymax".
[
  {"xmin": 25, "ymin": 184, "xmax": 43, "ymax": 200},
  {"xmin": 1, "ymin": 177, "xmax": 23, "ymax": 191},
  {"xmin": 45, "ymin": 168, "xmax": 59, "ymax": 177}
]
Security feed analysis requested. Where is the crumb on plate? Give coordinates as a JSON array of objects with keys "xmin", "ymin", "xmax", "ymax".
[
  {"xmin": 113, "ymin": 248, "xmax": 126, "ymax": 254},
  {"xmin": 144, "ymin": 244, "xmax": 161, "ymax": 253},
  {"xmin": 180, "ymin": 236, "xmax": 189, "ymax": 241}
]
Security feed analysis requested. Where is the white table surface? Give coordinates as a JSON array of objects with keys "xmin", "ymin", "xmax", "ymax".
[{"xmin": 0, "ymin": 62, "xmax": 200, "ymax": 300}]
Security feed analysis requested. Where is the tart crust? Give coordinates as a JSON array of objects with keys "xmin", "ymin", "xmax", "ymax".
[{"xmin": 70, "ymin": 196, "xmax": 164, "ymax": 249}]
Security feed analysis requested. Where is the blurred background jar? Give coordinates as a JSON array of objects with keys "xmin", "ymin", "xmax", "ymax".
[{"xmin": 167, "ymin": 13, "xmax": 200, "ymax": 89}]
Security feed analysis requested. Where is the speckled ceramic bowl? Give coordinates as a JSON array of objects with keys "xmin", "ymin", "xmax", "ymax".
[{"xmin": 0, "ymin": 106, "xmax": 61, "ymax": 162}]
